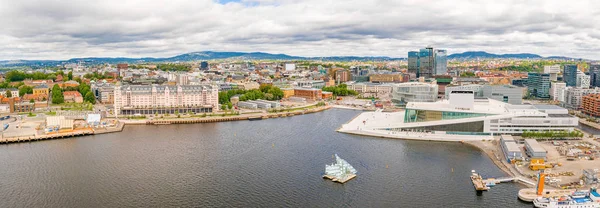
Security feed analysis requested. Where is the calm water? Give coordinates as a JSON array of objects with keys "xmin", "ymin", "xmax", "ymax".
[{"xmin": 0, "ymin": 109, "xmax": 530, "ymax": 207}]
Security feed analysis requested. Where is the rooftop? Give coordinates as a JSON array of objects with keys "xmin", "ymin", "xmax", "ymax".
[{"xmin": 524, "ymin": 139, "xmax": 546, "ymax": 153}]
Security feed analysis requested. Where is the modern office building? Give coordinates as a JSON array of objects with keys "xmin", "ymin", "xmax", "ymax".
[
  {"xmin": 445, "ymin": 84, "xmax": 523, "ymax": 104},
  {"xmin": 391, "ymin": 82, "xmax": 438, "ymax": 105},
  {"xmin": 582, "ymin": 94, "xmax": 600, "ymax": 117},
  {"xmin": 407, "ymin": 51, "xmax": 419, "ymax": 77},
  {"xmin": 434, "ymin": 49, "xmax": 448, "ymax": 75},
  {"xmin": 563, "ymin": 64, "xmax": 578, "ymax": 87},
  {"xmin": 113, "ymin": 84, "xmax": 218, "ymax": 115},
  {"xmin": 562, "ymin": 87, "xmax": 600, "ymax": 110},
  {"xmin": 550, "ymin": 82, "xmax": 567, "ymax": 102},
  {"xmin": 577, "ymin": 71, "xmax": 591, "ymax": 88},
  {"xmin": 334, "ymin": 69, "xmax": 352, "ymax": 83},
  {"xmin": 590, "ymin": 64, "xmax": 600, "ymax": 87},
  {"xmin": 407, "ymin": 46, "xmax": 447, "ymax": 78},
  {"xmin": 482, "ymin": 85, "xmax": 523, "ymax": 104},
  {"xmin": 527, "ymin": 73, "xmax": 551, "ymax": 99},
  {"xmin": 377, "ymin": 91, "xmax": 578, "ymax": 137},
  {"xmin": 543, "ymin": 65, "xmax": 560, "ymax": 82}
]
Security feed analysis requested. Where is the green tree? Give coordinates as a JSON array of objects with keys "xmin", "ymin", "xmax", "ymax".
[
  {"xmin": 18, "ymin": 85, "xmax": 33, "ymax": 97},
  {"xmin": 51, "ymin": 84, "xmax": 64, "ymax": 104},
  {"xmin": 67, "ymin": 71, "xmax": 73, "ymax": 81},
  {"xmin": 30, "ymin": 99, "xmax": 35, "ymax": 103},
  {"xmin": 5, "ymin": 89, "xmax": 11, "ymax": 98},
  {"xmin": 84, "ymin": 91, "xmax": 96, "ymax": 104}
]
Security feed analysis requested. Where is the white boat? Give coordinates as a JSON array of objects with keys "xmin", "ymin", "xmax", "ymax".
[
  {"xmin": 533, "ymin": 188, "xmax": 600, "ymax": 208},
  {"xmin": 323, "ymin": 154, "xmax": 357, "ymax": 183}
]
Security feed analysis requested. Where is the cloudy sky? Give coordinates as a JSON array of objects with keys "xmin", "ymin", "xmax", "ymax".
[{"xmin": 0, "ymin": 0, "xmax": 598, "ymax": 60}]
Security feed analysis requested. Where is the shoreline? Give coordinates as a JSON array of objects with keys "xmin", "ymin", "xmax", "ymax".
[{"xmin": 0, "ymin": 105, "xmax": 333, "ymax": 144}]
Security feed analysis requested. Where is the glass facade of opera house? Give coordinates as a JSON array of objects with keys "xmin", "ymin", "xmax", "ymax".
[{"xmin": 404, "ymin": 109, "xmax": 491, "ymax": 123}]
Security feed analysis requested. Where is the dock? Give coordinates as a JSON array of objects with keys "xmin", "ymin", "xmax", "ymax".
[
  {"xmin": 517, "ymin": 188, "xmax": 576, "ymax": 202},
  {"xmin": 470, "ymin": 170, "xmax": 536, "ymax": 194},
  {"xmin": 323, "ymin": 174, "xmax": 357, "ymax": 184}
]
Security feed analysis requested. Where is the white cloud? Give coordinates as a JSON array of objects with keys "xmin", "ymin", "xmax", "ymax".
[{"xmin": 0, "ymin": 0, "xmax": 598, "ymax": 60}]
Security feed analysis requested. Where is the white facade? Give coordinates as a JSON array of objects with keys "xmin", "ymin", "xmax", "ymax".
[
  {"xmin": 285, "ymin": 63, "xmax": 296, "ymax": 71},
  {"xmin": 0, "ymin": 89, "xmax": 19, "ymax": 98},
  {"xmin": 562, "ymin": 87, "xmax": 600, "ymax": 110},
  {"xmin": 391, "ymin": 82, "xmax": 438, "ymax": 104},
  {"xmin": 373, "ymin": 92, "xmax": 578, "ymax": 136},
  {"xmin": 347, "ymin": 83, "xmax": 392, "ymax": 99},
  {"xmin": 114, "ymin": 84, "xmax": 218, "ymax": 115},
  {"xmin": 576, "ymin": 71, "xmax": 590, "ymax": 88},
  {"xmin": 46, "ymin": 116, "xmax": 74, "ymax": 129},
  {"xmin": 550, "ymin": 82, "xmax": 566, "ymax": 102},
  {"xmin": 544, "ymin": 65, "xmax": 560, "ymax": 81}
]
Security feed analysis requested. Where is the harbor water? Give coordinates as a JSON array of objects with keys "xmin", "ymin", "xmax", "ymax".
[{"xmin": 0, "ymin": 109, "xmax": 530, "ymax": 207}]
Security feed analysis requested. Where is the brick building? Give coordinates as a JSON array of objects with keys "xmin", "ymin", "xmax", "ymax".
[
  {"xmin": 293, "ymin": 88, "xmax": 322, "ymax": 100},
  {"xmin": 582, "ymin": 94, "xmax": 600, "ymax": 117}
]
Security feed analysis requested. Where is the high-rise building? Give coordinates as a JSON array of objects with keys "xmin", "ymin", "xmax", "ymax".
[
  {"xmin": 589, "ymin": 64, "xmax": 600, "ymax": 87},
  {"xmin": 200, "ymin": 61, "xmax": 209, "ymax": 70},
  {"xmin": 563, "ymin": 64, "xmax": 578, "ymax": 87},
  {"xmin": 577, "ymin": 71, "xmax": 590, "ymax": 88},
  {"xmin": 550, "ymin": 82, "xmax": 566, "ymax": 102},
  {"xmin": 434, "ymin": 49, "xmax": 447, "ymax": 75},
  {"xmin": 543, "ymin": 65, "xmax": 560, "ymax": 81},
  {"xmin": 418, "ymin": 47, "xmax": 434, "ymax": 78},
  {"xmin": 334, "ymin": 69, "xmax": 352, "ymax": 83},
  {"xmin": 527, "ymin": 73, "xmax": 550, "ymax": 99},
  {"xmin": 407, "ymin": 46, "xmax": 447, "ymax": 78},
  {"xmin": 407, "ymin": 51, "xmax": 419, "ymax": 77}
]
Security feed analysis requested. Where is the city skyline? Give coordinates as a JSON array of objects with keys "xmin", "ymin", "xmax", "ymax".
[{"xmin": 0, "ymin": 0, "xmax": 598, "ymax": 60}]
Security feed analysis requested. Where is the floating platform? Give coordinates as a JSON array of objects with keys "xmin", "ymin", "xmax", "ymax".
[
  {"xmin": 517, "ymin": 188, "xmax": 576, "ymax": 202},
  {"xmin": 323, "ymin": 174, "xmax": 357, "ymax": 184}
]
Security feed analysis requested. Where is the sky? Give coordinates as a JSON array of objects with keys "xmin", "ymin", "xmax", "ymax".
[{"xmin": 0, "ymin": 0, "xmax": 598, "ymax": 60}]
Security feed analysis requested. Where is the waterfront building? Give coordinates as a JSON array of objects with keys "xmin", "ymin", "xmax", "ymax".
[
  {"xmin": 563, "ymin": 65, "xmax": 578, "ymax": 87},
  {"xmin": 524, "ymin": 139, "xmax": 546, "ymax": 159},
  {"xmin": 543, "ymin": 65, "xmax": 560, "ymax": 82},
  {"xmin": 527, "ymin": 73, "xmax": 550, "ymax": 99},
  {"xmin": 582, "ymin": 94, "xmax": 600, "ymax": 117},
  {"xmin": 378, "ymin": 91, "xmax": 578, "ymax": 136},
  {"xmin": 293, "ymin": 88, "xmax": 322, "ymax": 100},
  {"xmin": 576, "ymin": 71, "xmax": 590, "ymax": 88},
  {"xmin": 282, "ymin": 88, "xmax": 295, "ymax": 98},
  {"xmin": 46, "ymin": 116, "xmax": 74, "ymax": 130},
  {"xmin": 562, "ymin": 87, "xmax": 600, "ymax": 110},
  {"xmin": 391, "ymin": 82, "xmax": 438, "ymax": 105},
  {"xmin": 113, "ymin": 84, "xmax": 218, "ymax": 116},
  {"xmin": 550, "ymin": 82, "xmax": 567, "ymax": 102},
  {"xmin": 500, "ymin": 135, "xmax": 523, "ymax": 162},
  {"xmin": 347, "ymin": 83, "xmax": 392, "ymax": 99}
]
